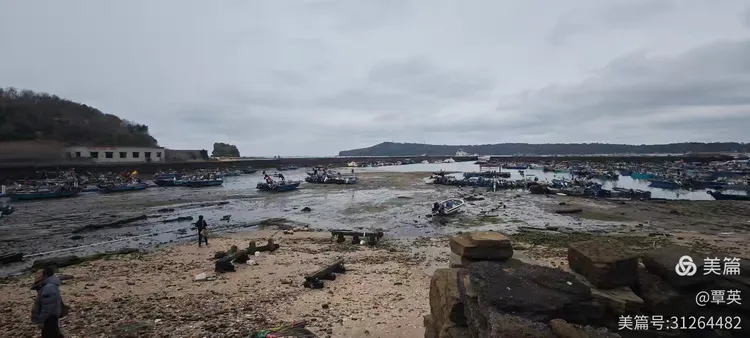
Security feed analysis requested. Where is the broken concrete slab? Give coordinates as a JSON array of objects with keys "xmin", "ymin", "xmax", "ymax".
[
  {"xmin": 568, "ymin": 239, "xmax": 639, "ymax": 289},
  {"xmin": 449, "ymin": 231, "xmax": 513, "ymax": 261}
]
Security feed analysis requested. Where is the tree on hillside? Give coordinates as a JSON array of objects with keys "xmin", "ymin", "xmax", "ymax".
[
  {"xmin": 0, "ymin": 87, "xmax": 158, "ymax": 147},
  {"xmin": 212, "ymin": 142, "xmax": 240, "ymax": 157}
]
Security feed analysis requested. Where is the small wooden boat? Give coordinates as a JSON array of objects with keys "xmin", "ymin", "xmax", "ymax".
[
  {"xmin": 10, "ymin": 187, "xmax": 82, "ymax": 201},
  {"xmin": 256, "ymin": 181, "xmax": 301, "ymax": 192},
  {"xmin": 707, "ymin": 191, "xmax": 750, "ymax": 201},
  {"xmin": 99, "ymin": 182, "xmax": 149, "ymax": 193},
  {"xmin": 431, "ymin": 199, "xmax": 465, "ymax": 216},
  {"xmin": 184, "ymin": 179, "xmax": 224, "ymax": 187}
]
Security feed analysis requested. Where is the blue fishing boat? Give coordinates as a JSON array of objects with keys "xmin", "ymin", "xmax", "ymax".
[
  {"xmin": 184, "ymin": 179, "xmax": 224, "ymax": 187},
  {"xmin": 648, "ymin": 180, "xmax": 681, "ymax": 189},
  {"xmin": 99, "ymin": 182, "xmax": 149, "ymax": 193},
  {"xmin": 256, "ymin": 180, "xmax": 301, "ymax": 192},
  {"xmin": 631, "ymin": 173, "xmax": 655, "ymax": 180},
  {"xmin": 10, "ymin": 187, "xmax": 82, "ymax": 201}
]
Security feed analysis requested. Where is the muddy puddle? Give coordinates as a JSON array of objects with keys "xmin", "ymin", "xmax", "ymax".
[{"xmin": 0, "ymin": 170, "xmax": 638, "ymax": 277}]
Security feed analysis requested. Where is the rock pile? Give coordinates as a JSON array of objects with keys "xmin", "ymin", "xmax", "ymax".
[{"xmin": 426, "ymin": 232, "xmax": 749, "ymax": 338}]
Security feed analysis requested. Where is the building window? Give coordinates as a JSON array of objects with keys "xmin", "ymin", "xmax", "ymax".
[
  {"xmin": 75, "ymin": 152, "xmax": 81, "ymax": 158},
  {"xmin": 119, "ymin": 152, "xmax": 127, "ymax": 158},
  {"xmin": 105, "ymin": 152, "xmax": 113, "ymax": 158},
  {"xmin": 132, "ymin": 152, "xmax": 140, "ymax": 158},
  {"xmin": 156, "ymin": 152, "xmax": 162, "ymax": 158},
  {"xmin": 145, "ymin": 152, "xmax": 151, "ymax": 158},
  {"xmin": 90, "ymin": 152, "xmax": 99, "ymax": 158}
]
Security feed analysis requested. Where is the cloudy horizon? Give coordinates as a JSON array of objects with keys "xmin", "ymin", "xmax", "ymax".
[{"xmin": 2, "ymin": 0, "xmax": 749, "ymax": 156}]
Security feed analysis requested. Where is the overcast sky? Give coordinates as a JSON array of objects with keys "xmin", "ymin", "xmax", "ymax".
[{"xmin": 2, "ymin": 0, "xmax": 750, "ymax": 156}]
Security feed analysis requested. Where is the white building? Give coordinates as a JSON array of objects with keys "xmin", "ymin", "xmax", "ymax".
[{"xmin": 63, "ymin": 146, "xmax": 166, "ymax": 163}]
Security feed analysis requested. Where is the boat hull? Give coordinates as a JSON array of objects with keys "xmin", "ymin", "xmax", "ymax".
[
  {"xmin": 10, "ymin": 189, "xmax": 82, "ymax": 201},
  {"xmin": 256, "ymin": 181, "xmax": 301, "ymax": 192},
  {"xmin": 708, "ymin": 191, "xmax": 750, "ymax": 201},
  {"xmin": 184, "ymin": 180, "xmax": 224, "ymax": 187},
  {"xmin": 432, "ymin": 199, "xmax": 465, "ymax": 216},
  {"xmin": 100, "ymin": 183, "xmax": 149, "ymax": 193},
  {"xmin": 154, "ymin": 179, "xmax": 185, "ymax": 187}
]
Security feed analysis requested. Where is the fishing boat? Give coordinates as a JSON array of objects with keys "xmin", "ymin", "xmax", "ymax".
[
  {"xmin": 99, "ymin": 182, "xmax": 149, "ymax": 193},
  {"xmin": 220, "ymin": 170, "xmax": 243, "ymax": 177},
  {"xmin": 707, "ymin": 191, "xmax": 750, "ymax": 201},
  {"xmin": 10, "ymin": 186, "xmax": 82, "ymax": 201},
  {"xmin": 631, "ymin": 173, "xmax": 655, "ymax": 180},
  {"xmin": 619, "ymin": 170, "xmax": 633, "ymax": 176},
  {"xmin": 154, "ymin": 177, "xmax": 185, "ymax": 187},
  {"xmin": 242, "ymin": 167, "xmax": 258, "ymax": 174},
  {"xmin": 256, "ymin": 180, "xmax": 301, "ymax": 192},
  {"xmin": 648, "ymin": 180, "xmax": 681, "ymax": 190},
  {"xmin": 184, "ymin": 178, "xmax": 224, "ymax": 187},
  {"xmin": 431, "ymin": 199, "xmax": 465, "ymax": 216}
]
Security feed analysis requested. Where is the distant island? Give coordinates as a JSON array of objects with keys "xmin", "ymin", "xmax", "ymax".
[
  {"xmin": 338, "ymin": 142, "xmax": 750, "ymax": 157},
  {"xmin": 0, "ymin": 87, "xmax": 158, "ymax": 147}
]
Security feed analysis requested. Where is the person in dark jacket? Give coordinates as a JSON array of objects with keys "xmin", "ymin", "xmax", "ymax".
[
  {"xmin": 31, "ymin": 266, "xmax": 64, "ymax": 338},
  {"xmin": 196, "ymin": 215, "xmax": 208, "ymax": 247}
]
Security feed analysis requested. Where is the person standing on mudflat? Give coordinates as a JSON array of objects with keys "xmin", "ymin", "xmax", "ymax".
[
  {"xmin": 31, "ymin": 266, "xmax": 64, "ymax": 338},
  {"xmin": 196, "ymin": 215, "xmax": 209, "ymax": 247}
]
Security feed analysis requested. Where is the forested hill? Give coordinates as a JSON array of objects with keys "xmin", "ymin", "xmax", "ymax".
[
  {"xmin": 338, "ymin": 142, "xmax": 750, "ymax": 156},
  {"xmin": 0, "ymin": 87, "xmax": 158, "ymax": 147}
]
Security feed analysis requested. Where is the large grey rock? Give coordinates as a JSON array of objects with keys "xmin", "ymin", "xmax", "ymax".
[
  {"xmin": 468, "ymin": 259, "xmax": 608, "ymax": 327},
  {"xmin": 632, "ymin": 267, "xmax": 684, "ymax": 315},
  {"xmin": 31, "ymin": 255, "xmax": 82, "ymax": 270},
  {"xmin": 549, "ymin": 319, "xmax": 622, "ymax": 338},
  {"xmin": 641, "ymin": 246, "xmax": 713, "ymax": 290},
  {"xmin": 568, "ymin": 239, "xmax": 639, "ymax": 289}
]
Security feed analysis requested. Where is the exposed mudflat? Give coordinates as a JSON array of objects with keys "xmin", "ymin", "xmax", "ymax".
[{"xmin": 1, "ymin": 168, "xmax": 749, "ymax": 337}]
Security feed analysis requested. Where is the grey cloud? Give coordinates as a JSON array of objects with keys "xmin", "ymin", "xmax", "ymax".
[{"xmin": 1, "ymin": 1, "xmax": 749, "ymax": 156}]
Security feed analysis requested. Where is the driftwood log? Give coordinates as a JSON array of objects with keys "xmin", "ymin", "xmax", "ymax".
[
  {"xmin": 303, "ymin": 259, "xmax": 345, "ymax": 289},
  {"xmin": 331, "ymin": 230, "xmax": 384, "ymax": 245}
]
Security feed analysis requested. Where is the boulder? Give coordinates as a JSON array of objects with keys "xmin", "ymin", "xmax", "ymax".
[
  {"xmin": 213, "ymin": 251, "xmax": 227, "ymax": 259},
  {"xmin": 429, "ymin": 269, "xmax": 467, "ymax": 329},
  {"xmin": 437, "ymin": 325, "xmax": 471, "ymax": 338},
  {"xmin": 0, "ymin": 252, "xmax": 23, "ymax": 265},
  {"xmin": 589, "ymin": 286, "xmax": 644, "ymax": 315},
  {"xmin": 449, "ymin": 231, "xmax": 513, "ymax": 261},
  {"xmin": 468, "ymin": 259, "xmax": 607, "ymax": 327},
  {"xmin": 641, "ymin": 245, "xmax": 712, "ymax": 290},
  {"xmin": 568, "ymin": 239, "xmax": 638, "ymax": 289}
]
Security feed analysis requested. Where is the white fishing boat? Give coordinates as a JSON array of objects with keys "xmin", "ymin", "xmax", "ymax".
[{"xmin": 431, "ymin": 199, "xmax": 465, "ymax": 216}]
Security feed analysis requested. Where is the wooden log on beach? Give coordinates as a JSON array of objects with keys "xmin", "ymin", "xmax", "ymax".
[{"xmin": 303, "ymin": 259, "xmax": 345, "ymax": 289}]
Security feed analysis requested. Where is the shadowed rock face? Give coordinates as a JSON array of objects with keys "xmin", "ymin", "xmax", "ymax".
[{"xmin": 467, "ymin": 259, "xmax": 608, "ymax": 327}]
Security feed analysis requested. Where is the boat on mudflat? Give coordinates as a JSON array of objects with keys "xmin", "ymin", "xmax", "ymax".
[
  {"xmin": 184, "ymin": 179, "xmax": 224, "ymax": 187},
  {"xmin": 631, "ymin": 173, "xmax": 655, "ymax": 180},
  {"xmin": 10, "ymin": 186, "xmax": 82, "ymax": 201},
  {"xmin": 707, "ymin": 191, "xmax": 750, "ymax": 201},
  {"xmin": 154, "ymin": 178, "xmax": 185, "ymax": 187},
  {"xmin": 648, "ymin": 180, "xmax": 681, "ymax": 189},
  {"xmin": 431, "ymin": 199, "xmax": 465, "ymax": 216},
  {"xmin": 256, "ymin": 180, "xmax": 301, "ymax": 192},
  {"xmin": 99, "ymin": 182, "xmax": 149, "ymax": 193}
]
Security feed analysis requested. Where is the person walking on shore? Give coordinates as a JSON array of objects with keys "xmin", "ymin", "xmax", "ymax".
[
  {"xmin": 31, "ymin": 266, "xmax": 65, "ymax": 338},
  {"xmin": 196, "ymin": 215, "xmax": 209, "ymax": 247}
]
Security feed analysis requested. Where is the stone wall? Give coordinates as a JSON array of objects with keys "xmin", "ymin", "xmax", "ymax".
[{"xmin": 426, "ymin": 232, "xmax": 749, "ymax": 338}]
